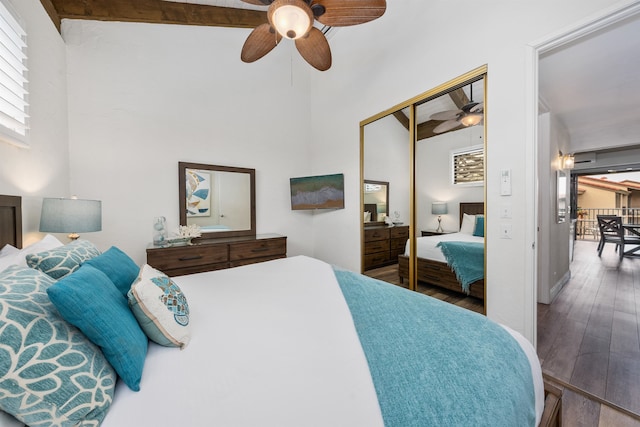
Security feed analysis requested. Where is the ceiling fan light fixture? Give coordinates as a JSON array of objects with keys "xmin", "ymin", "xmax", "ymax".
[
  {"xmin": 459, "ymin": 112, "xmax": 483, "ymax": 127},
  {"xmin": 268, "ymin": 0, "xmax": 313, "ymax": 40}
]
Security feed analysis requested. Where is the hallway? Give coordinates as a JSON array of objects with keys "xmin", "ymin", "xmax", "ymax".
[{"xmin": 538, "ymin": 239, "xmax": 640, "ymax": 425}]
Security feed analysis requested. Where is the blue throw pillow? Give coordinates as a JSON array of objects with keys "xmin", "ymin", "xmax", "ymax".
[
  {"xmin": 473, "ymin": 215, "xmax": 485, "ymax": 237},
  {"xmin": 26, "ymin": 239, "xmax": 101, "ymax": 279},
  {"xmin": 84, "ymin": 246, "xmax": 140, "ymax": 296},
  {"xmin": 47, "ymin": 265, "xmax": 148, "ymax": 391},
  {"xmin": 0, "ymin": 265, "xmax": 116, "ymax": 426}
]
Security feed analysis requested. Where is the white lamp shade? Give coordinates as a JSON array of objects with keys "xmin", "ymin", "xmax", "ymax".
[
  {"xmin": 40, "ymin": 198, "xmax": 102, "ymax": 234},
  {"xmin": 268, "ymin": 0, "xmax": 313, "ymax": 40},
  {"xmin": 431, "ymin": 202, "xmax": 448, "ymax": 215}
]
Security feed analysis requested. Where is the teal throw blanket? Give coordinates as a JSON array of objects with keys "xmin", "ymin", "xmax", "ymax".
[
  {"xmin": 334, "ymin": 268, "xmax": 536, "ymax": 427},
  {"xmin": 436, "ymin": 241, "xmax": 484, "ymax": 293}
]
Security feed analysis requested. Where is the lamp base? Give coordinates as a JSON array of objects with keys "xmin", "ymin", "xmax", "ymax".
[
  {"xmin": 68, "ymin": 233, "xmax": 80, "ymax": 241},
  {"xmin": 436, "ymin": 217, "xmax": 443, "ymax": 233}
]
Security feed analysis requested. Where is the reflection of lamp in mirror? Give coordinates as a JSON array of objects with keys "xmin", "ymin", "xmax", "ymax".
[
  {"xmin": 39, "ymin": 197, "xmax": 102, "ymax": 241},
  {"xmin": 431, "ymin": 202, "xmax": 448, "ymax": 233}
]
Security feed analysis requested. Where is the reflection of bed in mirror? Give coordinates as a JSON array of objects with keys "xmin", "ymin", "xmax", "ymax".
[{"xmin": 398, "ymin": 202, "xmax": 485, "ymax": 299}]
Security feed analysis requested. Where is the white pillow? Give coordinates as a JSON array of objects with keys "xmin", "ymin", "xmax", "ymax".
[
  {"xmin": 0, "ymin": 234, "xmax": 64, "ymax": 272},
  {"xmin": 460, "ymin": 213, "xmax": 476, "ymax": 234},
  {"xmin": 0, "ymin": 244, "xmax": 18, "ymax": 258},
  {"xmin": 128, "ymin": 264, "xmax": 191, "ymax": 349}
]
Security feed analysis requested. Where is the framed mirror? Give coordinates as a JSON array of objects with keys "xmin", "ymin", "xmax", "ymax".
[
  {"xmin": 179, "ymin": 162, "xmax": 256, "ymax": 239},
  {"xmin": 363, "ymin": 180, "xmax": 389, "ymax": 226}
]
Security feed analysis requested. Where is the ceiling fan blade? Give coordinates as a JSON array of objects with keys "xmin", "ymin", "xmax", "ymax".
[
  {"xmin": 433, "ymin": 119, "xmax": 462, "ymax": 134},
  {"xmin": 430, "ymin": 109, "xmax": 461, "ymax": 121},
  {"xmin": 295, "ymin": 27, "xmax": 332, "ymax": 71},
  {"xmin": 313, "ymin": 0, "xmax": 386, "ymax": 27},
  {"xmin": 240, "ymin": 0, "xmax": 271, "ymax": 5},
  {"xmin": 470, "ymin": 102, "xmax": 484, "ymax": 113},
  {"xmin": 241, "ymin": 23, "xmax": 282, "ymax": 63}
]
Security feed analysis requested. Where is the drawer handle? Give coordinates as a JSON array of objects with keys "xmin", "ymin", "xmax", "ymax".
[
  {"xmin": 251, "ymin": 248, "xmax": 269, "ymax": 253},
  {"xmin": 179, "ymin": 255, "xmax": 203, "ymax": 261}
]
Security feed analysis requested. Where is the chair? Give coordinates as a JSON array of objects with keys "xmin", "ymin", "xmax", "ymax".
[{"xmin": 596, "ymin": 215, "xmax": 640, "ymax": 260}]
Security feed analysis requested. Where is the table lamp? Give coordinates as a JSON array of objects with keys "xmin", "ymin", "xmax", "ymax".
[
  {"xmin": 431, "ymin": 202, "xmax": 448, "ymax": 233},
  {"xmin": 39, "ymin": 197, "xmax": 102, "ymax": 241}
]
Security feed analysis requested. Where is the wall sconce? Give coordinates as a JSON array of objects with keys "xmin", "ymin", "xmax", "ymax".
[
  {"xmin": 431, "ymin": 201, "xmax": 448, "ymax": 233},
  {"xmin": 559, "ymin": 151, "xmax": 575, "ymax": 170},
  {"xmin": 39, "ymin": 197, "xmax": 102, "ymax": 241}
]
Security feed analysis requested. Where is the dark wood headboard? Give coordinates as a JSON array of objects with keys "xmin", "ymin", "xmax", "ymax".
[
  {"xmin": 0, "ymin": 195, "xmax": 22, "ymax": 249},
  {"xmin": 459, "ymin": 202, "xmax": 484, "ymax": 226}
]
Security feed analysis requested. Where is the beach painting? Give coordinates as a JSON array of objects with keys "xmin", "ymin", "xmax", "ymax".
[{"xmin": 290, "ymin": 173, "xmax": 345, "ymax": 210}]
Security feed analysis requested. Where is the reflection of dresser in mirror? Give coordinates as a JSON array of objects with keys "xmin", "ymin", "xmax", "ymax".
[{"xmin": 364, "ymin": 225, "xmax": 409, "ymax": 270}]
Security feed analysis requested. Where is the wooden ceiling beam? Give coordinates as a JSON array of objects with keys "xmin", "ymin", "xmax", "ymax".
[
  {"xmin": 48, "ymin": 0, "xmax": 267, "ymax": 30},
  {"xmin": 40, "ymin": 0, "xmax": 61, "ymax": 32}
]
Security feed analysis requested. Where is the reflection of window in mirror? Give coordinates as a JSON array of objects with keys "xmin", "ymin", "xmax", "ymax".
[
  {"xmin": 452, "ymin": 145, "xmax": 484, "ymax": 186},
  {"xmin": 557, "ymin": 170, "xmax": 567, "ymax": 223}
]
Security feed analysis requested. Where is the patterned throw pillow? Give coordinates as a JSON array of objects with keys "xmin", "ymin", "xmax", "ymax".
[
  {"xmin": 47, "ymin": 265, "xmax": 148, "ymax": 391},
  {"xmin": 0, "ymin": 265, "xmax": 116, "ymax": 426},
  {"xmin": 128, "ymin": 264, "xmax": 191, "ymax": 349},
  {"xmin": 26, "ymin": 239, "xmax": 101, "ymax": 279}
]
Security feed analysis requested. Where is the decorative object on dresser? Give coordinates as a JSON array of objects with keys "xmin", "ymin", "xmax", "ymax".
[
  {"xmin": 431, "ymin": 201, "xmax": 448, "ymax": 232},
  {"xmin": 39, "ymin": 196, "xmax": 102, "ymax": 241},
  {"xmin": 147, "ymin": 234, "xmax": 287, "ymax": 277},
  {"xmin": 363, "ymin": 225, "xmax": 409, "ymax": 271}
]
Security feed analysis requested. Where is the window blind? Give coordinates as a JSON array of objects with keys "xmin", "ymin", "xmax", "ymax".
[
  {"xmin": 0, "ymin": 0, "xmax": 27, "ymax": 147},
  {"xmin": 452, "ymin": 147, "xmax": 484, "ymax": 185}
]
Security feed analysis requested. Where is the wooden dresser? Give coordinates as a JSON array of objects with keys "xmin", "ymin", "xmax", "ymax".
[
  {"xmin": 146, "ymin": 234, "xmax": 287, "ymax": 277},
  {"xmin": 364, "ymin": 225, "xmax": 409, "ymax": 270}
]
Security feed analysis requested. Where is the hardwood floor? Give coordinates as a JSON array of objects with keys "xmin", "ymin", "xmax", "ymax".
[
  {"xmin": 539, "ymin": 239, "xmax": 640, "ymax": 426},
  {"xmin": 363, "ymin": 264, "xmax": 484, "ymax": 314}
]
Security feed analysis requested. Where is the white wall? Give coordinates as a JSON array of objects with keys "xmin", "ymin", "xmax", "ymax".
[
  {"xmin": 537, "ymin": 112, "xmax": 571, "ymax": 304},
  {"xmin": 307, "ymin": 0, "xmax": 623, "ymax": 341},
  {"xmin": 0, "ymin": 0, "xmax": 69, "ymax": 246},
  {"xmin": 63, "ymin": 20, "xmax": 316, "ymax": 264}
]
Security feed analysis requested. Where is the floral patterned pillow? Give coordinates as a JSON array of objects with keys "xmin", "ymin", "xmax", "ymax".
[
  {"xmin": 0, "ymin": 265, "xmax": 116, "ymax": 426},
  {"xmin": 25, "ymin": 239, "xmax": 101, "ymax": 279}
]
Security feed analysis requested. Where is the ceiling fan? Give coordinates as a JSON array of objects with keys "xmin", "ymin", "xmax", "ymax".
[
  {"xmin": 430, "ymin": 83, "xmax": 484, "ymax": 134},
  {"xmin": 240, "ymin": 0, "xmax": 386, "ymax": 71}
]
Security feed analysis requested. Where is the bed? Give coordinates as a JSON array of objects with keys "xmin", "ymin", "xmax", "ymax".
[
  {"xmin": 0, "ymin": 195, "xmax": 562, "ymax": 427},
  {"xmin": 398, "ymin": 202, "xmax": 486, "ymax": 299}
]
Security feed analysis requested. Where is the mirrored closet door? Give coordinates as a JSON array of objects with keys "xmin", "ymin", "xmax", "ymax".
[{"xmin": 361, "ymin": 66, "xmax": 487, "ymax": 314}]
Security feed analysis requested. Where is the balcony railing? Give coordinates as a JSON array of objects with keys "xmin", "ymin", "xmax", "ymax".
[{"xmin": 575, "ymin": 208, "xmax": 640, "ymax": 240}]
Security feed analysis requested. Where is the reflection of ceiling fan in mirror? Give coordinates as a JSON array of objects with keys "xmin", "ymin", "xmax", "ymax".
[
  {"xmin": 240, "ymin": 0, "xmax": 386, "ymax": 71},
  {"xmin": 431, "ymin": 82, "xmax": 484, "ymax": 134}
]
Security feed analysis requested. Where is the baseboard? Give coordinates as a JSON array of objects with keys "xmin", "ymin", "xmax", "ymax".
[{"xmin": 549, "ymin": 269, "xmax": 571, "ymax": 302}]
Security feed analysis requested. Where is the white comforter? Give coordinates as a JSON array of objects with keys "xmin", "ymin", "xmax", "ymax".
[
  {"xmin": 405, "ymin": 231, "xmax": 484, "ymax": 262},
  {"xmin": 100, "ymin": 255, "xmax": 542, "ymax": 426},
  {"xmin": 103, "ymin": 256, "xmax": 384, "ymax": 427}
]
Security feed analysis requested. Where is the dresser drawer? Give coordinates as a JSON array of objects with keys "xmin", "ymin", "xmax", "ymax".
[
  {"xmin": 390, "ymin": 226, "xmax": 409, "ymax": 239},
  {"xmin": 147, "ymin": 244, "xmax": 228, "ymax": 272},
  {"xmin": 364, "ymin": 228, "xmax": 390, "ymax": 242},
  {"xmin": 364, "ymin": 240, "xmax": 390, "ymax": 255},
  {"xmin": 229, "ymin": 237, "xmax": 287, "ymax": 262},
  {"xmin": 364, "ymin": 252, "xmax": 390, "ymax": 270}
]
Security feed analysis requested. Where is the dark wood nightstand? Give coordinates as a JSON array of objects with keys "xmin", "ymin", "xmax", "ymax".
[{"xmin": 421, "ymin": 230, "xmax": 454, "ymax": 237}]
